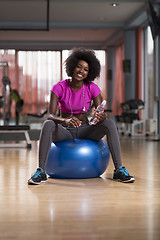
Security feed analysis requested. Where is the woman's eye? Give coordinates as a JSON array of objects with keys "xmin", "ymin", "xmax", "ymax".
[{"xmin": 76, "ymin": 65, "xmax": 88, "ymax": 72}]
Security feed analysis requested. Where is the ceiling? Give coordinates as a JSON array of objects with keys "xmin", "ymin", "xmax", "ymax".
[{"xmin": 0, "ymin": 0, "xmax": 159, "ymax": 50}]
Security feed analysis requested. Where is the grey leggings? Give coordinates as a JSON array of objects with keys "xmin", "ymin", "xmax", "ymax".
[{"xmin": 39, "ymin": 119, "xmax": 122, "ymax": 170}]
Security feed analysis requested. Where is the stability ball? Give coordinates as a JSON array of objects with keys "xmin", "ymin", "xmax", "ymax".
[{"xmin": 46, "ymin": 139, "xmax": 110, "ymax": 179}]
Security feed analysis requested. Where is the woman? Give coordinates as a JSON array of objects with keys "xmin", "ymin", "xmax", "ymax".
[{"xmin": 28, "ymin": 48, "xmax": 135, "ymax": 185}]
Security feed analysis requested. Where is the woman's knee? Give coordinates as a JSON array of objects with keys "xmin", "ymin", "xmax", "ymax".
[
  {"xmin": 42, "ymin": 120, "xmax": 56, "ymax": 132},
  {"xmin": 102, "ymin": 119, "xmax": 117, "ymax": 131}
]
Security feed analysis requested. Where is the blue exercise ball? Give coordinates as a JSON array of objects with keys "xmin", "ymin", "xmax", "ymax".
[{"xmin": 46, "ymin": 139, "xmax": 110, "ymax": 179}]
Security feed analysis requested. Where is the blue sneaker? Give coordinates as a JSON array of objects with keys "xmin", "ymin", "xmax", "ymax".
[
  {"xmin": 113, "ymin": 166, "xmax": 135, "ymax": 183},
  {"xmin": 28, "ymin": 167, "xmax": 47, "ymax": 185}
]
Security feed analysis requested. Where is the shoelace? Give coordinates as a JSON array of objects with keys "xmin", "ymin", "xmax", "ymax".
[
  {"xmin": 119, "ymin": 166, "xmax": 129, "ymax": 176},
  {"xmin": 32, "ymin": 168, "xmax": 43, "ymax": 178}
]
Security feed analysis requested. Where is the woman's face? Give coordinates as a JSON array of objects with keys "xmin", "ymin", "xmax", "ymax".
[{"xmin": 72, "ymin": 60, "xmax": 89, "ymax": 81}]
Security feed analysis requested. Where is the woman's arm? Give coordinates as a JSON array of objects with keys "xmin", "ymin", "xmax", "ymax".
[
  {"xmin": 92, "ymin": 94, "xmax": 106, "ymax": 123},
  {"xmin": 47, "ymin": 92, "xmax": 82, "ymax": 127},
  {"xmin": 93, "ymin": 93, "xmax": 102, "ymax": 108}
]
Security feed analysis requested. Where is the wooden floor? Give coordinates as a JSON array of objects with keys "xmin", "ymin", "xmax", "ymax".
[{"xmin": 0, "ymin": 136, "xmax": 160, "ymax": 240}]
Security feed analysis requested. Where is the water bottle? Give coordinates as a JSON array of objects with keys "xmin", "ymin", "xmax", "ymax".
[{"xmin": 89, "ymin": 100, "xmax": 106, "ymax": 125}]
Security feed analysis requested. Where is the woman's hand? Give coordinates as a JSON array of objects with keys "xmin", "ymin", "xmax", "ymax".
[
  {"xmin": 91, "ymin": 109, "xmax": 106, "ymax": 124},
  {"xmin": 65, "ymin": 116, "xmax": 82, "ymax": 128},
  {"xmin": 91, "ymin": 94, "xmax": 107, "ymax": 124}
]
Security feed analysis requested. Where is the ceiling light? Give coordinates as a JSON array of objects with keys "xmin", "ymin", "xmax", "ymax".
[{"xmin": 111, "ymin": 3, "xmax": 118, "ymax": 7}]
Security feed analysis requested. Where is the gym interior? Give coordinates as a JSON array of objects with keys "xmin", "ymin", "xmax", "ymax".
[{"xmin": 0, "ymin": 1, "xmax": 160, "ymax": 240}]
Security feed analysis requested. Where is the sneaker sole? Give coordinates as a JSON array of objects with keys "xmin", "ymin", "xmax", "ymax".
[
  {"xmin": 28, "ymin": 179, "xmax": 47, "ymax": 185},
  {"xmin": 113, "ymin": 177, "xmax": 135, "ymax": 183}
]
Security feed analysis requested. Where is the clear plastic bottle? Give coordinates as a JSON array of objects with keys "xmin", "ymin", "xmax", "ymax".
[{"xmin": 89, "ymin": 100, "xmax": 106, "ymax": 125}]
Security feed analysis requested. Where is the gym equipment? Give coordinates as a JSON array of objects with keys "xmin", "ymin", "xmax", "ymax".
[
  {"xmin": 0, "ymin": 62, "xmax": 31, "ymax": 148},
  {"xmin": 46, "ymin": 139, "xmax": 110, "ymax": 179},
  {"xmin": 0, "ymin": 61, "xmax": 11, "ymax": 125},
  {"xmin": 0, "ymin": 125, "xmax": 32, "ymax": 148},
  {"xmin": 115, "ymin": 99, "xmax": 145, "ymax": 136},
  {"xmin": 26, "ymin": 109, "xmax": 48, "ymax": 124}
]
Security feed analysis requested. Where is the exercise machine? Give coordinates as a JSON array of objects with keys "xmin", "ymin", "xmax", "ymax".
[
  {"xmin": 0, "ymin": 62, "xmax": 31, "ymax": 148},
  {"xmin": 116, "ymin": 99, "xmax": 145, "ymax": 136},
  {"xmin": 0, "ymin": 61, "xmax": 11, "ymax": 125}
]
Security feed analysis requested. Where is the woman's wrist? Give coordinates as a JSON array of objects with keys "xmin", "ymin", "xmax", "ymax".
[{"xmin": 47, "ymin": 114, "xmax": 66, "ymax": 125}]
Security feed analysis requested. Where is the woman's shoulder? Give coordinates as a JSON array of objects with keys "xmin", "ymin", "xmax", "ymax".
[
  {"xmin": 85, "ymin": 81, "xmax": 97, "ymax": 86},
  {"xmin": 54, "ymin": 79, "xmax": 69, "ymax": 87},
  {"xmin": 85, "ymin": 81, "xmax": 101, "ymax": 97},
  {"xmin": 85, "ymin": 81, "xmax": 100, "ymax": 90},
  {"xmin": 51, "ymin": 79, "xmax": 70, "ymax": 90}
]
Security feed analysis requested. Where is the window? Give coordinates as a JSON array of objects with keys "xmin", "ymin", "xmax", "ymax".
[
  {"xmin": 0, "ymin": 49, "xmax": 106, "ymax": 115},
  {"xmin": 18, "ymin": 51, "xmax": 61, "ymax": 113}
]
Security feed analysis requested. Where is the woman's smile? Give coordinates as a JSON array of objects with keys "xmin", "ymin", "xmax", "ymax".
[{"xmin": 72, "ymin": 60, "xmax": 89, "ymax": 81}]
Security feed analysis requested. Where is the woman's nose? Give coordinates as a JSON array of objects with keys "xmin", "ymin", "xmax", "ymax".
[{"xmin": 79, "ymin": 68, "xmax": 84, "ymax": 73}]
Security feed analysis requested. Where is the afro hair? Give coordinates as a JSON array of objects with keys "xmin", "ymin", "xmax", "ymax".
[{"xmin": 64, "ymin": 48, "xmax": 101, "ymax": 82}]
